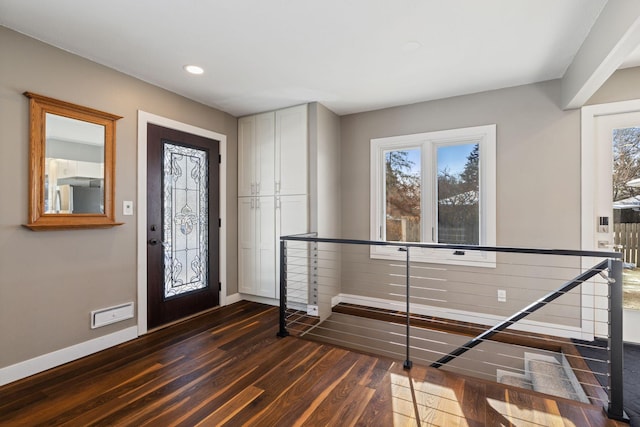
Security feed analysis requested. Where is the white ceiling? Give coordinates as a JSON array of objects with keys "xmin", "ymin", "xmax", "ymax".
[{"xmin": 1, "ymin": 0, "xmax": 633, "ymax": 117}]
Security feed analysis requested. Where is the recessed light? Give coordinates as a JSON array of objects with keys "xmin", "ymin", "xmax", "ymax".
[{"xmin": 184, "ymin": 65, "xmax": 204, "ymax": 75}]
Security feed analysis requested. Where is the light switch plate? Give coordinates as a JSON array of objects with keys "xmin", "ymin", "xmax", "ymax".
[{"xmin": 123, "ymin": 201, "xmax": 134, "ymax": 216}]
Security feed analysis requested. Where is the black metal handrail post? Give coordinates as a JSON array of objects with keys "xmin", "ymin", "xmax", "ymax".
[
  {"xmin": 403, "ymin": 245, "xmax": 412, "ymax": 370},
  {"xmin": 607, "ymin": 258, "xmax": 627, "ymax": 422},
  {"xmin": 277, "ymin": 239, "xmax": 289, "ymax": 338}
]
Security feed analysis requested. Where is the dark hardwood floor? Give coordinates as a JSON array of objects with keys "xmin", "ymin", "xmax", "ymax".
[{"xmin": 0, "ymin": 301, "xmax": 624, "ymax": 426}]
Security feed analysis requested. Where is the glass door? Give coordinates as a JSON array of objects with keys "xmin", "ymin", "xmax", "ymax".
[{"xmin": 595, "ymin": 112, "xmax": 640, "ymax": 343}]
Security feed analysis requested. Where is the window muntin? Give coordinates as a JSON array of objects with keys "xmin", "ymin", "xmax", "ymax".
[{"xmin": 371, "ymin": 125, "xmax": 496, "ymax": 267}]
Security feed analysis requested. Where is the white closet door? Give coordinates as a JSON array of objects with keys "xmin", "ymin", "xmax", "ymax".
[
  {"xmin": 237, "ymin": 197, "xmax": 256, "ymax": 294},
  {"xmin": 256, "ymin": 196, "xmax": 276, "ymax": 298},
  {"xmin": 255, "ymin": 112, "xmax": 276, "ymax": 196},
  {"xmin": 276, "ymin": 105, "xmax": 307, "ymax": 196},
  {"xmin": 237, "ymin": 116, "xmax": 255, "ymax": 197}
]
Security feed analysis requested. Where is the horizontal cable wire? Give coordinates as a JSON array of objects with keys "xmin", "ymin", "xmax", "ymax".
[
  {"xmin": 286, "ymin": 312, "xmax": 609, "ymax": 402},
  {"xmin": 288, "ymin": 315, "xmax": 607, "ymax": 399},
  {"xmin": 281, "ymin": 240, "xmax": 618, "ymax": 405}
]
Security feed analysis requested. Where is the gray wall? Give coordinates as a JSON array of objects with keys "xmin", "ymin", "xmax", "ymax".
[
  {"xmin": 341, "ymin": 79, "xmax": 583, "ymax": 247},
  {"xmin": 339, "ymin": 80, "xmax": 584, "ymax": 325},
  {"xmin": 308, "ymin": 102, "xmax": 342, "ymax": 320},
  {"xmin": 336, "ymin": 68, "xmax": 640, "ymax": 326},
  {"xmin": 309, "ymin": 102, "xmax": 342, "ymax": 238},
  {"xmin": 588, "ymin": 66, "xmax": 640, "ymax": 105},
  {"xmin": 0, "ymin": 27, "xmax": 238, "ymax": 369}
]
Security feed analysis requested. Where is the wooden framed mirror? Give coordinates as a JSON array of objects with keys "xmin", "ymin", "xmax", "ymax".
[{"xmin": 23, "ymin": 92, "xmax": 123, "ymax": 230}]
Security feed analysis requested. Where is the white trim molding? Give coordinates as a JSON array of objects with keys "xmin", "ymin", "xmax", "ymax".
[
  {"xmin": 238, "ymin": 293, "xmax": 279, "ymax": 307},
  {"xmin": 225, "ymin": 293, "xmax": 243, "ymax": 305},
  {"xmin": 0, "ymin": 327, "xmax": 138, "ymax": 387},
  {"xmin": 581, "ymin": 99, "xmax": 640, "ymax": 338},
  {"xmin": 562, "ymin": 2, "xmax": 640, "ymax": 109},
  {"xmin": 137, "ymin": 111, "xmax": 228, "ymax": 335},
  {"xmin": 370, "ymin": 124, "xmax": 496, "ymax": 267}
]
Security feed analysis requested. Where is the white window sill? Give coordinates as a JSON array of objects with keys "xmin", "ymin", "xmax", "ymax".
[{"xmin": 370, "ymin": 246, "xmax": 497, "ymax": 268}]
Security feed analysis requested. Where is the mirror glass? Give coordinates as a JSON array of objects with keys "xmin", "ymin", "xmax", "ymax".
[{"xmin": 44, "ymin": 113, "xmax": 106, "ymax": 214}]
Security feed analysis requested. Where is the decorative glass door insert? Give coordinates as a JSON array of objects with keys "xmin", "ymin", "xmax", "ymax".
[{"xmin": 163, "ymin": 142, "xmax": 208, "ymax": 299}]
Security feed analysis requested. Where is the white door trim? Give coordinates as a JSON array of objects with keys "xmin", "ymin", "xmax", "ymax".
[
  {"xmin": 582, "ymin": 99, "xmax": 640, "ymax": 252},
  {"xmin": 137, "ymin": 111, "xmax": 227, "ymax": 335},
  {"xmin": 581, "ymin": 99, "xmax": 640, "ymax": 339}
]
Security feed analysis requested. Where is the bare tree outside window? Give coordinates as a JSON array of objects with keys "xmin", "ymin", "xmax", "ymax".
[
  {"xmin": 613, "ymin": 127, "xmax": 640, "ymax": 203},
  {"xmin": 437, "ymin": 144, "xmax": 479, "ymax": 245},
  {"xmin": 385, "ymin": 149, "xmax": 421, "ymax": 242}
]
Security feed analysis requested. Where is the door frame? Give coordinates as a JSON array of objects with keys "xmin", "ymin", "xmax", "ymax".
[
  {"xmin": 137, "ymin": 111, "xmax": 227, "ymax": 335},
  {"xmin": 581, "ymin": 99, "xmax": 640, "ymax": 339}
]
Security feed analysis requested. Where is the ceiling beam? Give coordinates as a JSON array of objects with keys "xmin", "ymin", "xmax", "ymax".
[{"xmin": 561, "ymin": 1, "xmax": 640, "ymax": 110}]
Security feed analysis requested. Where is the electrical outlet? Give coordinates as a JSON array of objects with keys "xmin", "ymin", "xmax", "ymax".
[
  {"xmin": 307, "ymin": 305, "xmax": 319, "ymax": 316},
  {"xmin": 497, "ymin": 289, "xmax": 506, "ymax": 302}
]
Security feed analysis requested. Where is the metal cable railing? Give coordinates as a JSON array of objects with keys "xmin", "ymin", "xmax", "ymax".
[{"xmin": 277, "ymin": 234, "xmax": 628, "ymax": 422}]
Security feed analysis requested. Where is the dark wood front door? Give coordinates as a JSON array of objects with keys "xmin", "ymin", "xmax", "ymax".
[{"xmin": 147, "ymin": 123, "xmax": 220, "ymax": 329}]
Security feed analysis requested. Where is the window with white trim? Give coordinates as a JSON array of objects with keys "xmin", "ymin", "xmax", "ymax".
[{"xmin": 370, "ymin": 124, "xmax": 496, "ymax": 267}]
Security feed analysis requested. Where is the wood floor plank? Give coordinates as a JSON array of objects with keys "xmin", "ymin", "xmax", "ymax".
[
  {"xmin": 300, "ymin": 355, "xmax": 378, "ymax": 427},
  {"xmin": 458, "ymin": 378, "xmax": 486, "ymax": 426},
  {"xmin": 193, "ymin": 385, "xmax": 264, "ymax": 426},
  {"xmin": 422, "ymin": 369, "xmax": 469, "ymax": 426},
  {"xmin": 169, "ymin": 337, "xmax": 318, "ymax": 426},
  {"xmin": 355, "ymin": 366, "xmax": 395, "ymax": 427},
  {"xmin": 0, "ymin": 302, "xmax": 626, "ymax": 427},
  {"xmin": 240, "ymin": 348, "xmax": 360, "ymax": 426},
  {"xmin": 72, "ymin": 349, "xmax": 235, "ymax": 426},
  {"xmin": 215, "ymin": 344, "xmax": 334, "ymax": 426}
]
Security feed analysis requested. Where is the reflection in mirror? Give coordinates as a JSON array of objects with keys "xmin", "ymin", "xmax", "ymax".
[
  {"xmin": 45, "ymin": 113, "xmax": 106, "ymax": 214},
  {"xmin": 23, "ymin": 92, "xmax": 123, "ymax": 230}
]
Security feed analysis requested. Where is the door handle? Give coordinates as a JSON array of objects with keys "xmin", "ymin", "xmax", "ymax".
[{"xmin": 148, "ymin": 238, "xmax": 170, "ymax": 248}]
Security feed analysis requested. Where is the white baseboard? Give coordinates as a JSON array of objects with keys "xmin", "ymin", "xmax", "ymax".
[
  {"xmin": 336, "ymin": 293, "xmax": 584, "ymax": 339},
  {"xmin": 0, "ymin": 326, "xmax": 138, "ymax": 387},
  {"xmin": 239, "ymin": 293, "xmax": 279, "ymax": 307},
  {"xmin": 224, "ymin": 293, "xmax": 243, "ymax": 305}
]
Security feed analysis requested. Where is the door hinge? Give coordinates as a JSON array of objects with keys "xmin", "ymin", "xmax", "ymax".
[
  {"xmin": 218, "ymin": 218, "xmax": 221, "ymax": 227},
  {"xmin": 219, "ymin": 282, "xmax": 222, "ymax": 291},
  {"xmin": 218, "ymin": 154, "xmax": 222, "ymax": 164}
]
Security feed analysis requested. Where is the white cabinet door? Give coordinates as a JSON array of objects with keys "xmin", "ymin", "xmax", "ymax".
[
  {"xmin": 238, "ymin": 105, "xmax": 308, "ymax": 300},
  {"xmin": 76, "ymin": 161, "xmax": 102, "ymax": 178},
  {"xmin": 238, "ymin": 196, "xmax": 277, "ymax": 298},
  {"xmin": 238, "ymin": 197, "xmax": 256, "ymax": 294},
  {"xmin": 276, "ymin": 195, "xmax": 308, "ymax": 300},
  {"xmin": 278, "ymin": 195, "xmax": 308, "ymax": 236},
  {"xmin": 238, "ymin": 116, "xmax": 256, "ymax": 197},
  {"xmin": 276, "ymin": 105, "xmax": 307, "ymax": 195},
  {"xmin": 256, "ymin": 196, "xmax": 276, "ymax": 298},
  {"xmin": 255, "ymin": 112, "xmax": 275, "ymax": 196}
]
